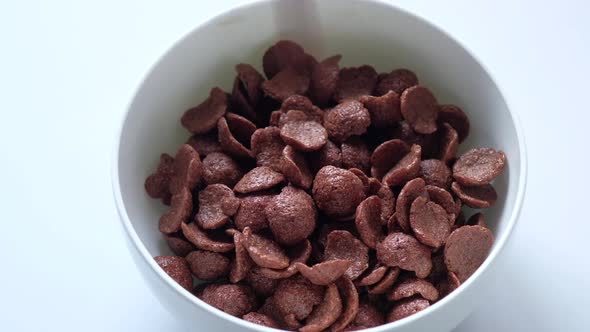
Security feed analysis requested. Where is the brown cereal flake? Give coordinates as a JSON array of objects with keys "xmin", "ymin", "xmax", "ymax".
[
  {"xmin": 195, "ymin": 184, "xmax": 240, "ymax": 229},
  {"xmin": 257, "ymin": 239, "xmax": 312, "ymax": 279},
  {"xmin": 217, "ymin": 117, "xmax": 253, "ymax": 159},
  {"xmin": 356, "ymin": 264, "xmax": 389, "ymax": 286},
  {"xmin": 370, "ymin": 139, "xmax": 410, "ymax": 180},
  {"xmin": 359, "ymin": 90, "xmax": 402, "ymax": 128},
  {"xmin": 296, "ymin": 260, "xmax": 352, "ymax": 286},
  {"xmin": 280, "ymin": 119, "xmax": 328, "ymax": 152},
  {"xmin": 159, "ymin": 187, "xmax": 192, "ymax": 234},
  {"xmin": 266, "ymin": 186, "xmax": 317, "ymax": 245},
  {"xmin": 355, "ymin": 195, "xmax": 385, "ymax": 249},
  {"xmin": 309, "ymin": 140, "xmax": 342, "ymax": 173},
  {"xmin": 341, "ymin": 137, "xmax": 371, "ymax": 174},
  {"xmin": 324, "ymin": 230, "xmax": 369, "ymax": 280},
  {"xmin": 312, "ymin": 166, "xmax": 366, "ymax": 218},
  {"xmin": 324, "ymin": 100, "xmax": 371, "ymax": 142},
  {"xmin": 251, "ymin": 127, "xmax": 286, "ymax": 172},
  {"xmin": 330, "ymin": 277, "xmax": 360, "ymax": 332},
  {"xmin": 145, "ymin": 153, "xmax": 175, "ymax": 202},
  {"xmin": 301, "ymin": 283, "xmax": 343, "ymax": 332},
  {"xmin": 451, "ymin": 182, "xmax": 498, "ymax": 208},
  {"xmin": 272, "ymin": 275, "xmax": 325, "ymax": 322},
  {"xmin": 234, "ymin": 194, "xmax": 273, "ymax": 232},
  {"xmin": 262, "ymin": 67, "xmax": 310, "ymax": 102},
  {"xmin": 169, "ymin": 144, "xmax": 202, "ymax": 195},
  {"xmin": 242, "ymin": 312, "xmax": 281, "ymax": 328},
  {"xmin": 388, "ymin": 278, "xmax": 439, "ymax": 302},
  {"xmin": 199, "ymin": 283, "xmax": 257, "ymax": 317},
  {"xmin": 438, "ymin": 123, "xmax": 459, "ymax": 164},
  {"xmin": 202, "ymin": 152, "xmax": 243, "ymax": 187},
  {"xmin": 165, "ymin": 234, "xmax": 195, "ymax": 257},
  {"xmin": 386, "ymin": 297, "xmax": 430, "ymax": 323},
  {"xmin": 154, "ymin": 256, "xmax": 193, "ymax": 291},
  {"xmin": 420, "ymin": 159, "xmax": 452, "ymax": 189},
  {"xmin": 400, "ymin": 85, "xmax": 439, "ymax": 134},
  {"xmin": 333, "ymin": 65, "xmax": 378, "ymax": 102},
  {"xmin": 375, "ymin": 69, "xmax": 418, "ymax": 96},
  {"xmin": 310, "ymin": 55, "xmax": 341, "ymax": 106},
  {"xmin": 376, "ymin": 232, "xmax": 432, "ymax": 278},
  {"xmin": 395, "ymin": 178, "xmax": 428, "ymax": 232},
  {"xmin": 234, "ymin": 166, "xmax": 285, "ymax": 194},
  {"xmin": 262, "ymin": 40, "xmax": 314, "ymax": 79},
  {"xmin": 368, "ymin": 267, "xmax": 400, "ymax": 295},
  {"xmin": 181, "ymin": 87, "xmax": 228, "ymax": 134},
  {"xmin": 186, "ymin": 250, "xmax": 231, "ymax": 281},
  {"xmin": 438, "ymin": 104, "xmax": 470, "ymax": 142},
  {"xmin": 444, "ymin": 225, "xmax": 494, "ymax": 282},
  {"xmin": 382, "ymin": 144, "xmax": 422, "ymax": 188},
  {"xmin": 452, "ymin": 148, "xmax": 507, "ymax": 186},
  {"xmin": 181, "ymin": 222, "xmax": 235, "ymax": 253},
  {"xmin": 229, "ymin": 231, "xmax": 253, "ymax": 283},
  {"xmin": 243, "ymin": 227, "xmax": 290, "ymax": 269},
  {"xmin": 186, "ymin": 133, "xmax": 223, "ymax": 157}
]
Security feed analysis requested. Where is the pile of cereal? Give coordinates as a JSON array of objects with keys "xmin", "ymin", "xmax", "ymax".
[{"xmin": 145, "ymin": 40, "xmax": 506, "ymax": 331}]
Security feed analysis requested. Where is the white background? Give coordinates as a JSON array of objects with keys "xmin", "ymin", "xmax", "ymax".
[{"xmin": 0, "ymin": 0, "xmax": 588, "ymax": 331}]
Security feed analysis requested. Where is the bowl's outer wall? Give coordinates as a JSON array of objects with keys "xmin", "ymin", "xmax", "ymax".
[{"xmin": 115, "ymin": 0, "xmax": 523, "ymax": 331}]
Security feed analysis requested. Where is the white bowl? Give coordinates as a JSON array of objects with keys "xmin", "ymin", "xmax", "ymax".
[{"xmin": 112, "ymin": 0, "xmax": 527, "ymax": 331}]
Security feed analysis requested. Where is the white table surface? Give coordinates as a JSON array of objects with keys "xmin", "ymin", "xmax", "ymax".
[{"xmin": 1, "ymin": 0, "xmax": 588, "ymax": 331}]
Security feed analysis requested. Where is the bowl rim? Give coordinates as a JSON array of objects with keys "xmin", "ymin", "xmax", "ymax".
[{"xmin": 111, "ymin": 0, "xmax": 528, "ymax": 330}]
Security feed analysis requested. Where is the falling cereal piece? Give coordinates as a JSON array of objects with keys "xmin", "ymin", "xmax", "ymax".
[
  {"xmin": 199, "ymin": 283, "xmax": 257, "ymax": 317},
  {"xmin": 451, "ymin": 182, "xmax": 498, "ymax": 208},
  {"xmin": 330, "ymin": 277, "xmax": 359, "ymax": 332},
  {"xmin": 400, "ymin": 85, "xmax": 439, "ymax": 134},
  {"xmin": 444, "ymin": 225, "xmax": 494, "ymax": 282},
  {"xmin": 181, "ymin": 222, "xmax": 235, "ymax": 253},
  {"xmin": 262, "ymin": 40, "xmax": 315, "ymax": 79},
  {"xmin": 375, "ymin": 69, "xmax": 418, "ymax": 96},
  {"xmin": 310, "ymin": 55, "xmax": 341, "ymax": 106},
  {"xmin": 186, "ymin": 250, "xmax": 231, "ymax": 281},
  {"xmin": 387, "ymin": 278, "xmax": 439, "ymax": 302},
  {"xmin": 368, "ymin": 267, "xmax": 400, "ymax": 295},
  {"xmin": 234, "ymin": 166, "xmax": 285, "ymax": 194},
  {"xmin": 154, "ymin": 256, "xmax": 193, "ymax": 291},
  {"xmin": 386, "ymin": 297, "xmax": 430, "ymax": 323},
  {"xmin": 324, "ymin": 100, "xmax": 371, "ymax": 142},
  {"xmin": 324, "ymin": 230, "xmax": 369, "ymax": 280},
  {"xmin": 262, "ymin": 67, "xmax": 310, "ymax": 102},
  {"xmin": 410, "ymin": 196, "xmax": 451, "ymax": 248},
  {"xmin": 452, "ymin": 148, "xmax": 507, "ymax": 186},
  {"xmin": 243, "ymin": 227, "xmax": 290, "ymax": 269},
  {"xmin": 169, "ymin": 144, "xmax": 202, "ymax": 195},
  {"xmin": 196, "ymin": 184, "xmax": 241, "ymax": 230},
  {"xmin": 333, "ymin": 65, "xmax": 378, "ymax": 102},
  {"xmin": 266, "ymin": 186, "xmax": 317, "ymax": 245},
  {"xmin": 300, "ymin": 284, "xmax": 343, "ymax": 332},
  {"xmin": 359, "ymin": 90, "xmax": 402, "ymax": 128},
  {"xmin": 159, "ymin": 187, "xmax": 192, "ymax": 234},
  {"xmin": 296, "ymin": 260, "xmax": 352, "ymax": 286},
  {"xmin": 181, "ymin": 87, "xmax": 228, "ymax": 134},
  {"xmin": 376, "ymin": 232, "xmax": 432, "ymax": 278},
  {"xmin": 355, "ymin": 195, "xmax": 385, "ymax": 249},
  {"xmin": 382, "ymin": 144, "xmax": 422, "ymax": 188}
]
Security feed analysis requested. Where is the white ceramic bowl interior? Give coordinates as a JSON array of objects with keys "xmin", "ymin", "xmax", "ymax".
[{"xmin": 112, "ymin": 0, "xmax": 526, "ymax": 331}]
